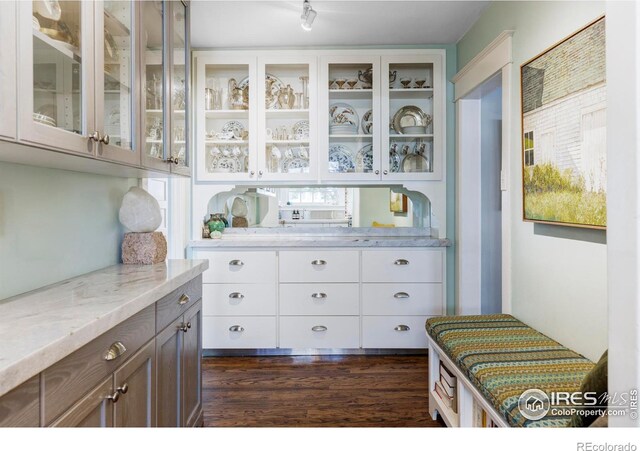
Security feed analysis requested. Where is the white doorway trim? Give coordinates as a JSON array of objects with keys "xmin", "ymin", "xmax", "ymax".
[{"xmin": 453, "ymin": 31, "xmax": 513, "ymax": 315}]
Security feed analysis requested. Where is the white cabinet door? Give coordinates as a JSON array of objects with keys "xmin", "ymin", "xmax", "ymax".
[
  {"xmin": 18, "ymin": 1, "xmax": 96, "ymax": 155},
  {"xmin": 0, "ymin": 1, "xmax": 17, "ymax": 140}
]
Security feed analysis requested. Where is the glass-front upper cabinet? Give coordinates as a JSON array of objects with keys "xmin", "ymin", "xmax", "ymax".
[
  {"xmin": 0, "ymin": 1, "xmax": 17, "ymax": 140},
  {"xmin": 94, "ymin": 0, "xmax": 138, "ymax": 165},
  {"xmin": 319, "ymin": 55, "xmax": 381, "ymax": 181},
  {"xmin": 195, "ymin": 55, "xmax": 257, "ymax": 182},
  {"xmin": 257, "ymin": 56, "xmax": 317, "ymax": 181},
  {"xmin": 381, "ymin": 54, "xmax": 444, "ymax": 181},
  {"xmin": 169, "ymin": 0, "xmax": 190, "ymax": 176},
  {"xmin": 140, "ymin": 0, "xmax": 167, "ymax": 171},
  {"xmin": 19, "ymin": 0, "xmax": 95, "ymax": 154}
]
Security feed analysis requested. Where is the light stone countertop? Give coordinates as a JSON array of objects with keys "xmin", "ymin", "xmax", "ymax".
[{"xmin": 0, "ymin": 259, "xmax": 209, "ymax": 398}]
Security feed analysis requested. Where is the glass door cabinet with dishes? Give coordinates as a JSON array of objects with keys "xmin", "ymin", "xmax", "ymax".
[{"xmin": 9, "ymin": 0, "xmax": 190, "ymax": 176}]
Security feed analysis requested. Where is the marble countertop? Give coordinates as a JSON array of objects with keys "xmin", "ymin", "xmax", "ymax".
[
  {"xmin": 0, "ymin": 259, "xmax": 208, "ymax": 398},
  {"xmin": 189, "ymin": 228, "xmax": 451, "ymax": 248}
]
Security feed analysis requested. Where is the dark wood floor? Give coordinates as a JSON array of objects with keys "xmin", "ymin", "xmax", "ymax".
[{"xmin": 202, "ymin": 355, "xmax": 445, "ymax": 427}]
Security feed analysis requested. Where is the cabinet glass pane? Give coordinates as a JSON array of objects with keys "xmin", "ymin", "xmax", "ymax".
[
  {"xmin": 103, "ymin": 1, "xmax": 132, "ymax": 149},
  {"xmin": 32, "ymin": 0, "xmax": 83, "ymax": 135},
  {"xmin": 388, "ymin": 62, "xmax": 434, "ymax": 174},
  {"xmin": 264, "ymin": 64, "xmax": 309, "ymax": 175},
  {"xmin": 142, "ymin": 1, "xmax": 164, "ymax": 160},
  {"xmin": 171, "ymin": 2, "xmax": 187, "ymax": 166},
  {"xmin": 204, "ymin": 64, "xmax": 249, "ymax": 175},
  {"xmin": 328, "ymin": 64, "xmax": 373, "ymax": 174}
]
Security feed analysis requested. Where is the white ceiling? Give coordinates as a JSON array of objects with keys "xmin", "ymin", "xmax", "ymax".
[{"xmin": 190, "ymin": 1, "xmax": 490, "ymax": 49}]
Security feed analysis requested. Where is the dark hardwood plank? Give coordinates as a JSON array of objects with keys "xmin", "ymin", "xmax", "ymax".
[{"xmin": 202, "ymin": 355, "xmax": 444, "ymax": 427}]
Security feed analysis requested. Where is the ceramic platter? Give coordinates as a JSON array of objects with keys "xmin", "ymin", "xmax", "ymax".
[
  {"xmin": 355, "ymin": 144, "xmax": 374, "ymax": 173},
  {"xmin": 209, "ymin": 156, "xmax": 241, "ymax": 173},
  {"xmin": 361, "ymin": 109, "xmax": 373, "ymax": 135},
  {"xmin": 292, "ymin": 120, "xmax": 310, "ymax": 141},
  {"xmin": 389, "ymin": 148, "xmax": 401, "ymax": 173},
  {"xmin": 238, "ymin": 73, "xmax": 283, "ymax": 110},
  {"xmin": 391, "ymin": 105, "xmax": 432, "ymax": 134},
  {"xmin": 328, "ymin": 144, "xmax": 355, "ymax": 173},
  {"xmin": 282, "ymin": 157, "xmax": 310, "ymax": 174},
  {"xmin": 329, "ymin": 103, "xmax": 358, "ymax": 135},
  {"xmin": 221, "ymin": 120, "xmax": 245, "ymax": 139}
]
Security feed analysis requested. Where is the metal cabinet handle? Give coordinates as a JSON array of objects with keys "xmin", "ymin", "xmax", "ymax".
[
  {"xmin": 258, "ymin": 170, "xmax": 263, "ymax": 176},
  {"xmin": 179, "ymin": 323, "xmax": 188, "ymax": 332},
  {"xmin": 88, "ymin": 131, "xmax": 101, "ymax": 142},
  {"xmin": 311, "ymin": 293, "xmax": 327, "ymax": 299},
  {"xmin": 117, "ymin": 383, "xmax": 129, "ymax": 394},
  {"xmin": 229, "ymin": 325, "xmax": 244, "ymax": 332},
  {"xmin": 229, "ymin": 260, "xmax": 244, "ymax": 266},
  {"xmin": 103, "ymin": 341, "xmax": 127, "ymax": 361},
  {"xmin": 229, "ymin": 292, "xmax": 245, "ymax": 300},
  {"xmin": 375, "ymin": 170, "xmax": 380, "ymax": 175},
  {"xmin": 100, "ymin": 134, "xmax": 110, "ymax": 145},
  {"xmin": 394, "ymin": 259, "xmax": 410, "ymax": 266},
  {"xmin": 383, "ymin": 170, "xmax": 388, "ymax": 175},
  {"xmin": 311, "ymin": 325, "xmax": 328, "ymax": 332},
  {"xmin": 311, "ymin": 259, "xmax": 326, "ymax": 266},
  {"xmin": 186, "ymin": 322, "xmax": 192, "ymax": 329},
  {"xmin": 106, "ymin": 391, "xmax": 120, "ymax": 403},
  {"xmin": 250, "ymin": 171, "xmax": 255, "ymax": 176},
  {"xmin": 394, "ymin": 292, "xmax": 410, "ymax": 299},
  {"xmin": 394, "ymin": 325, "xmax": 411, "ymax": 332},
  {"xmin": 178, "ymin": 294, "xmax": 190, "ymax": 305}
]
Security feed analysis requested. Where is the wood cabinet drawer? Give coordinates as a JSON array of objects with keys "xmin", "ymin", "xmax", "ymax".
[
  {"xmin": 203, "ymin": 316, "xmax": 276, "ymax": 349},
  {"xmin": 203, "ymin": 284, "xmax": 276, "ymax": 316},
  {"xmin": 279, "ymin": 316, "xmax": 359, "ymax": 349},
  {"xmin": 362, "ymin": 316, "xmax": 435, "ymax": 349},
  {"xmin": 362, "ymin": 249, "xmax": 443, "ymax": 283},
  {"xmin": 43, "ymin": 305, "xmax": 155, "ymax": 425},
  {"xmin": 0, "ymin": 375, "xmax": 40, "ymax": 427},
  {"xmin": 279, "ymin": 250, "xmax": 359, "ymax": 283},
  {"xmin": 362, "ymin": 283, "xmax": 443, "ymax": 316},
  {"xmin": 280, "ymin": 283, "xmax": 359, "ymax": 316},
  {"xmin": 195, "ymin": 251, "xmax": 276, "ymax": 284},
  {"xmin": 156, "ymin": 275, "xmax": 203, "ymax": 331}
]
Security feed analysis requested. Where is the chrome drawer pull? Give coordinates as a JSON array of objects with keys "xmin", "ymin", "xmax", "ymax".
[
  {"xmin": 103, "ymin": 341, "xmax": 127, "ymax": 361},
  {"xmin": 394, "ymin": 259, "xmax": 410, "ymax": 266},
  {"xmin": 229, "ymin": 292, "xmax": 245, "ymax": 300},
  {"xmin": 394, "ymin": 292, "xmax": 410, "ymax": 299},
  {"xmin": 312, "ymin": 325, "xmax": 328, "ymax": 332},
  {"xmin": 311, "ymin": 259, "xmax": 327, "ymax": 266},
  {"xmin": 179, "ymin": 323, "xmax": 189, "ymax": 332},
  {"xmin": 394, "ymin": 325, "xmax": 411, "ymax": 332},
  {"xmin": 178, "ymin": 294, "xmax": 190, "ymax": 305},
  {"xmin": 229, "ymin": 260, "xmax": 244, "ymax": 266},
  {"xmin": 229, "ymin": 325, "xmax": 244, "ymax": 332},
  {"xmin": 311, "ymin": 292, "xmax": 327, "ymax": 299},
  {"xmin": 106, "ymin": 391, "xmax": 120, "ymax": 403},
  {"xmin": 117, "ymin": 383, "xmax": 129, "ymax": 394}
]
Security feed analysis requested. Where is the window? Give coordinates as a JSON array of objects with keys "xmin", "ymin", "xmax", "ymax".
[
  {"xmin": 282, "ymin": 187, "xmax": 345, "ymax": 206},
  {"xmin": 524, "ymin": 131, "xmax": 535, "ymax": 167}
]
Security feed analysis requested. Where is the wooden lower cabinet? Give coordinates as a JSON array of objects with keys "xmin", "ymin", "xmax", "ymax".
[
  {"xmin": 182, "ymin": 302, "xmax": 203, "ymax": 427},
  {"xmin": 0, "ymin": 376, "xmax": 40, "ymax": 427},
  {"xmin": 50, "ymin": 378, "xmax": 114, "ymax": 427},
  {"xmin": 114, "ymin": 341, "xmax": 156, "ymax": 427},
  {"xmin": 156, "ymin": 317, "xmax": 182, "ymax": 427}
]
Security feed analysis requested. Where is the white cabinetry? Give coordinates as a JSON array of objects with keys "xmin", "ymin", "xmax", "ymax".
[
  {"xmin": 193, "ymin": 246, "xmax": 446, "ymax": 351},
  {"xmin": 0, "ymin": 1, "xmax": 17, "ymax": 141}
]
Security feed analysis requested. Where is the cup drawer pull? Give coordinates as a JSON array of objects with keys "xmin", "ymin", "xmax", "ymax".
[
  {"xmin": 312, "ymin": 325, "xmax": 328, "ymax": 332},
  {"xmin": 178, "ymin": 294, "xmax": 190, "ymax": 305},
  {"xmin": 311, "ymin": 292, "xmax": 327, "ymax": 299},
  {"xmin": 229, "ymin": 325, "xmax": 244, "ymax": 332},
  {"xmin": 394, "ymin": 325, "xmax": 411, "ymax": 332},
  {"xmin": 394, "ymin": 259, "xmax": 410, "ymax": 266},
  {"xmin": 394, "ymin": 292, "xmax": 410, "ymax": 299},
  {"xmin": 229, "ymin": 260, "xmax": 244, "ymax": 266},
  {"xmin": 311, "ymin": 259, "xmax": 327, "ymax": 266},
  {"xmin": 229, "ymin": 292, "xmax": 245, "ymax": 300},
  {"xmin": 103, "ymin": 341, "xmax": 127, "ymax": 361}
]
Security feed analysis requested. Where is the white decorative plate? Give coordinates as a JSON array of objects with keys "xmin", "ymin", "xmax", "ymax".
[
  {"xmin": 355, "ymin": 144, "xmax": 374, "ymax": 173},
  {"xmin": 328, "ymin": 144, "xmax": 355, "ymax": 173},
  {"xmin": 329, "ymin": 103, "xmax": 358, "ymax": 135},
  {"xmin": 221, "ymin": 120, "xmax": 245, "ymax": 139},
  {"xmin": 292, "ymin": 120, "xmax": 310, "ymax": 141},
  {"xmin": 361, "ymin": 109, "xmax": 373, "ymax": 135}
]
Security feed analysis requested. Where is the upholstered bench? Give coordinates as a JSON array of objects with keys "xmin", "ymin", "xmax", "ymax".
[{"xmin": 425, "ymin": 314, "xmax": 595, "ymax": 427}]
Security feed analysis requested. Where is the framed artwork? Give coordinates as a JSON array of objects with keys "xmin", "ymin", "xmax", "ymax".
[
  {"xmin": 520, "ymin": 16, "xmax": 606, "ymax": 229},
  {"xmin": 390, "ymin": 192, "xmax": 408, "ymax": 214}
]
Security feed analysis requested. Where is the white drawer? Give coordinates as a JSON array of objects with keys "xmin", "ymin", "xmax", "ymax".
[
  {"xmin": 362, "ymin": 249, "xmax": 443, "ymax": 283},
  {"xmin": 362, "ymin": 283, "xmax": 443, "ymax": 316},
  {"xmin": 203, "ymin": 284, "xmax": 276, "ymax": 316},
  {"xmin": 203, "ymin": 316, "xmax": 277, "ymax": 349},
  {"xmin": 279, "ymin": 316, "xmax": 359, "ymax": 349},
  {"xmin": 194, "ymin": 250, "xmax": 276, "ymax": 284},
  {"xmin": 362, "ymin": 316, "xmax": 435, "ymax": 349},
  {"xmin": 279, "ymin": 250, "xmax": 359, "ymax": 283},
  {"xmin": 280, "ymin": 283, "xmax": 359, "ymax": 316}
]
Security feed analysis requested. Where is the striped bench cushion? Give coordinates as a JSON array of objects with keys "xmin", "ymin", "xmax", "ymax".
[{"xmin": 425, "ymin": 314, "xmax": 595, "ymax": 427}]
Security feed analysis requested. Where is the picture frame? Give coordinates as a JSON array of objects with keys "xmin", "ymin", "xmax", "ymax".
[
  {"xmin": 520, "ymin": 16, "xmax": 606, "ymax": 229},
  {"xmin": 390, "ymin": 192, "xmax": 408, "ymax": 214}
]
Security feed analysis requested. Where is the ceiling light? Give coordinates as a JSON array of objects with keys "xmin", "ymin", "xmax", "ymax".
[{"xmin": 301, "ymin": 0, "xmax": 317, "ymax": 31}]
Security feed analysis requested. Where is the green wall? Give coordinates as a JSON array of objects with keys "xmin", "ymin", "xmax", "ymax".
[
  {"xmin": 457, "ymin": 1, "xmax": 607, "ymax": 361},
  {"xmin": 0, "ymin": 160, "xmax": 136, "ymax": 300}
]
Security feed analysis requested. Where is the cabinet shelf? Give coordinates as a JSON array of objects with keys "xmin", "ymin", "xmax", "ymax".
[
  {"xmin": 329, "ymin": 134, "xmax": 373, "ymax": 139},
  {"xmin": 390, "ymin": 134, "xmax": 434, "ymax": 139},
  {"xmin": 205, "ymin": 109, "xmax": 248, "ymax": 119},
  {"xmin": 205, "ymin": 140, "xmax": 248, "ymax": 145},
  {"xmin": 104, "ymin": 10, "xmax": 131, "ymax": 37},
  {"xmin": 329, "ymin": 89, "xmax": 373, "ymax": 99},
  {"xmin": 33, "ymin": 28, "xmax": 81, "ymax": 63},
  {"xmin": 390, "ymin": 88, "xmax": 433, "ymax": 92},
  {"xmin": 266, "ymin": 140, "xmax": 310, "ymax": 145},
  {"xmin": 265, "ymin": 109, "xmax": 309, "ymax": 118}
]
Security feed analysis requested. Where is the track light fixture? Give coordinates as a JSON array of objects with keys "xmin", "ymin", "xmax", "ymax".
[{"xmin": 301, "ymin": 0, "xmax": 317, "ymax": 31}]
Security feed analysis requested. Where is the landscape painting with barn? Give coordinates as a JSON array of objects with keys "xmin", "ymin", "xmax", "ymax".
[{"xmin": 521, "ymin": 17, "xmax": 606, "ymax": 229}]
